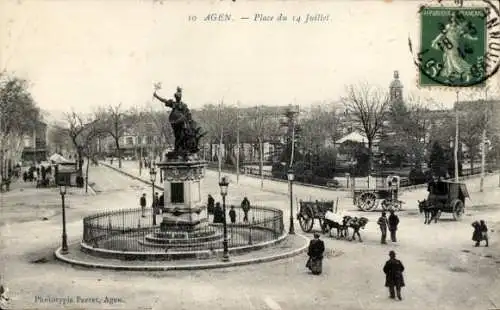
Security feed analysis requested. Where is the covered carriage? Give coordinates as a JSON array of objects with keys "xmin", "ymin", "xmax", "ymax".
[{"xmin": 423, "ymin": 180, "xmax": 469, "ymax": 220}]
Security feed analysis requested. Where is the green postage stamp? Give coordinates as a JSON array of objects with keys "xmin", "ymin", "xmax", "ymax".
[{"xmin": 418, "ymin": 6, "xmax": 488, "ymax": 87}]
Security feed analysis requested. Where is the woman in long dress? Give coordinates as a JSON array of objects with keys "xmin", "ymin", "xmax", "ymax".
[
  {"xmin": 306, "ymin": 233, "xmax": 325, "ymax": 275},
  {"xmin": 431, "ymin": 12, "xmax": 478, "ymax": 80}
]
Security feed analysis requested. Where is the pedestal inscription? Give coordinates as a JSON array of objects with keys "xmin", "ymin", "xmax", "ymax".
[{"xmin": 156, "ymin": 159, "xmax": 207, "ymax": 232}]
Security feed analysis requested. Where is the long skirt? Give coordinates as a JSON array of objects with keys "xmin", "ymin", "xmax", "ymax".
[{"xmin": 306, "ymin": 257, "xmax": 323, "ymax": 275}]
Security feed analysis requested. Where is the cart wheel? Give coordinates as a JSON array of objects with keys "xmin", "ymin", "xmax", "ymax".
[
  {"xmin": 451, "ymin": 199, "xmax": 464, "ymax": 220},
  {"xmin": 359, "ymin": 192, "xmax": 377, "ymax": 211},
  {"xmin": 299, "ymin": 205, "xmax": 314, "ymax": 232}
]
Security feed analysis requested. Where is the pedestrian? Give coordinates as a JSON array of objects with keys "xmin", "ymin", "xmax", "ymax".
[
  {"xmin": 377, "ymin": 211, "xmax": 388, "ymax": 244},
  {"xmin": 33, "ymin": 169, "xmax": 38, "ymax": 183},
  {"xmin": 207, "ymin": 194, "xmax": 215, "ymax": 215},
  {"xmin": 388, "ymin": 210, "xmax": 400, "ymax": 242},
  {"xmin": 306, "ymin": 233, "xmax": 325, "ymax": 275},
  {"xmin": 229, "ymin": 205, "xmax": 236, "ymax": 224},
  {"xmin": 154, "ymin": 192, "xmax": 160, "ymax": 214},
  {"xmin": 472, "ymin": 220, "xmax": 488, "ymax": 247},
  {"xmin": 22, "ymin": 171, "xmax": 27, "ymax": 182},
  {"xmin": 140, "ymin": 193, "xmax": 147, "ymax": 218},
  {"xmin": 241, "ymin": 197, "xmax": 251, "ymax": 223},
  {"xmin": 480, "ymin": 220, "xmax": 489, "ymax": 247},
  {"xmin": 213, "ymin": 202, "xmax": 223, "ymax": 224},
  {"xmin": 383, "ymin": 250, "xmax": 405, "ymax": 300},
  {"xmin": 159, "ymin": 193, "xmax": 164, "ymax": 212}
]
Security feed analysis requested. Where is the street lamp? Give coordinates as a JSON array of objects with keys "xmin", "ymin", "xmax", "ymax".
[
  {"xmin": 287, "ymin": 169, "xmax": 295, "ymax": 234},
  {"xmin": 149, "ymin": 165, "xmax": 157, "ymax": 226},
  {"xmin": 59, "ymin": 181, "xmax": 69, "ymax": 255},
  {"xmin": 219, "ymin": 176, "xmax": 230, "ymax": 262}
]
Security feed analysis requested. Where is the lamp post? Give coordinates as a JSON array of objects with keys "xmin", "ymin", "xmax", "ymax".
[
  {"xmin": 219, "ymin": 176, "xmax": 230, "ymax": 262},
  {"xmin": 149, "ymin": 165, "xmax": 157, "ymax": 226},
  {"xmin": 287, "ymin": 169, "xmax": 295, "ymax": 234},
  {"xmin": 59, "ymin": 181, "xmax": 69, "ymax": 254}
]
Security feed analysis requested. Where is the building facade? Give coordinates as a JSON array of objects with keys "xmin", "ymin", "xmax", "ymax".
[{"xmin": 21, "ymin": 120, "xmax": 48, "ymax": 163}]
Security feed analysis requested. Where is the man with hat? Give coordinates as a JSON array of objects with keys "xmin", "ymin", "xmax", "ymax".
[{"xmin": 383, "ymin": 250, "xmax": 405, "ymax": 300}]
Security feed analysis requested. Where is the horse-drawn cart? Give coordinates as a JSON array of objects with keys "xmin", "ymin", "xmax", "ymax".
[
  {"xmin": 297, "ymin": 200, "xmax": 336, "ymax": 232},
  {"xmin": 353, "ymin": 176, "xmax": 403, "ymax": 211}
]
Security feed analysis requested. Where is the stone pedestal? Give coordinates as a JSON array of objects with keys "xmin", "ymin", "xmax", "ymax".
[{"xmin": 156, "ymin": 156, "xmax": 207, "ymax": 232}]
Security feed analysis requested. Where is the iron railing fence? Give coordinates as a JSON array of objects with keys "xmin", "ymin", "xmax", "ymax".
[{"xmin": 82, "ymin": 206, "xmax": 284, "ymax": 253}]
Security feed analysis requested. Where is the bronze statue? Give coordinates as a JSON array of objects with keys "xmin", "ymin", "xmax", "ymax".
[{"xmin": 153, "ymin": 86, "xmax": 205, "ymax": 159}]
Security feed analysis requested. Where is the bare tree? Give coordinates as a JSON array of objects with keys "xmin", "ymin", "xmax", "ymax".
[
  {"xmin": 341, "ymin": 83, "xmax": 391, "ymax": 174},
  {"xmin": 98, "ymin": 103, "xmax": 129, "ymax": 168},
  {"xmin": 64, "ymin": 111, "xmax": 98, "ymax": 174}
]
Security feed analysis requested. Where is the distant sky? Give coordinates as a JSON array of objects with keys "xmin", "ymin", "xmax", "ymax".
[{"xmin": 1, "ymin": 0, "xmax": 499, "ymax": 116}]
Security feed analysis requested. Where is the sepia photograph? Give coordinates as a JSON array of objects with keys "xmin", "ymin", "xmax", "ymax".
[{"xmin": 1, "ymin": 0, "xmax": 500, "ymax": 309}]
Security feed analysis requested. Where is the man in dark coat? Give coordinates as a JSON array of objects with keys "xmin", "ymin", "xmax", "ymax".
[
  {"xmin": 213, "ymin": 202, "xmax": 223, "ymax": 224},
  {"xmin": 388, "ymin": 210, "xmax": 400, "ymax": 242},
  {"xmin": 383, "ymin": 250, "xmax": 405, "ymax": 300},
  {"xmin": 207, "ymin": 194, "xmax": 215, "ymax": 215},
  {"xmin": 377, "ymin": 212, "xmax": 388, "ymax": 244},
  {"xmin": 140, "ymin": 193, "xmax": 147, "ymax": 218},
  {"xmin": 306, "ymin": 233, "xmax": 325, "ymax": 275},
  {"xmin": 241, "ymin": 197, "xmax": 251, "ymax": 223}
]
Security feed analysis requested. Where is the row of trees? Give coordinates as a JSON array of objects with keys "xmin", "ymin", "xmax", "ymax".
[
  {"xmin": 0, "ymin": 72, "xmax": 41, "ymax": 188},
  {"xmin": 44, "ymin": 80, "xmax": 499, "ymax": 187}
]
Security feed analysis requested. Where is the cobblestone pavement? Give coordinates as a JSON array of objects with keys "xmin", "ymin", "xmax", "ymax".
[{"xmin": 0, "ymin": 163, "xmax": 499, "ymax": 310}]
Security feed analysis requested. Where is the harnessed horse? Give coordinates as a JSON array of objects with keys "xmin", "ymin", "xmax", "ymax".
[{"xmin": 418, "ymin": 199, "xmax": 441, "ymax": 224}]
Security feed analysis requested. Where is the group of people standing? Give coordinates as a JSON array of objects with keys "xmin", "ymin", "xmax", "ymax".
[
  {"xmin": 23, "ymin": 165, "xmax": 53, "ymax": 187},
  {"xmin": 207, "ymin": 194, "xmax": 251, "ymax": 224},
  {"xmin": 139, "ymin": 192, "xmax": 164, "ymax": 217},
  {"xmin": 377, "ymin": 210, "xmax": 400, "ymax": 244}
]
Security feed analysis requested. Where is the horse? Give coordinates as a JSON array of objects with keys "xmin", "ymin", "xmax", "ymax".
[
  {"xmin": 347, "ymin": 217, "xmax": 369, "ymax": 242},
  {"xmin": 322, "ymin": 216, "xmax": 350, "ymax": 239},
  {"xmin": 418, "ymin": 199, "xmax": 441, "ymax": 224}
]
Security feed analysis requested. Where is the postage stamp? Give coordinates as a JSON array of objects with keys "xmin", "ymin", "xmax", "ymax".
[{"xmin": 413, "ymin": 1, "xmax": 500, "ymax": 88}]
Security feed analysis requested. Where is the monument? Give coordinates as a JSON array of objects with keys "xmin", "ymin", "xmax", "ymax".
[{"xmin": 149, "ymin": 85, "xmax": 211, "ymax": 241}]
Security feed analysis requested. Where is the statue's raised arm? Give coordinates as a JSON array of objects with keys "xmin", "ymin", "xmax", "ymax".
[{"xmin": 153, "ymin": 91, "xmax": 175, "ymax": 108}]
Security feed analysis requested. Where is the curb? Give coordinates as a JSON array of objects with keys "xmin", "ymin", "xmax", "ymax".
[
  {"xmin": 100, "ymin": 162, "xmax": 163, "ymax": 191},
  {"xmin": 54, "ymin": 234, "xmax": 309, "ymax": 271}
]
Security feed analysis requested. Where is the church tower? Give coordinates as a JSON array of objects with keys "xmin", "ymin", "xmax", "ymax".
[{"xmin": 389, "ymin": 70, "xmax": 403, "ymax": 103}]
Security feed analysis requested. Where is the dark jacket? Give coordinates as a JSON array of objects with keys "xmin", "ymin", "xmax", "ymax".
[
  {"xmin": 229, "ymin": 209, "xmax": 236, "ymax": 222},
  {"xmin": 383, "ymin": 258, "xmax": 405, "ymax": 287},
  {"xmin": 307, "ymin": 239, "xmax": 325, "ymax": 259},
  {"xmin": 213, "ymin": 205, "xmax": 224, "ymax": 223},
  {"xmin": 140, "ymin": 196, "xmax": 146, "ymax": 207},
  {"xmin": 207, "ymin": 196, "xmax": 215, "ymax": 214},
  {"xmin": 241, "ymin": 198, "xmax": 251, "ymax": 213},
  {"xmin": 377, "ymin": 216, "xmax": 388, "ymax": 230},
  {"xmin": 472, "ymin": 222, "xmax": 482, "ymax": 241},
  {"xmin": 388, "ymin": 214, "xmax": 399, "ymax": 230}
]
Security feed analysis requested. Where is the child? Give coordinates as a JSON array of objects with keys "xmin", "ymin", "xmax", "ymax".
[{"xmin": 229, "ymin": 206, "xmax": 236, "ymax": 224}]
